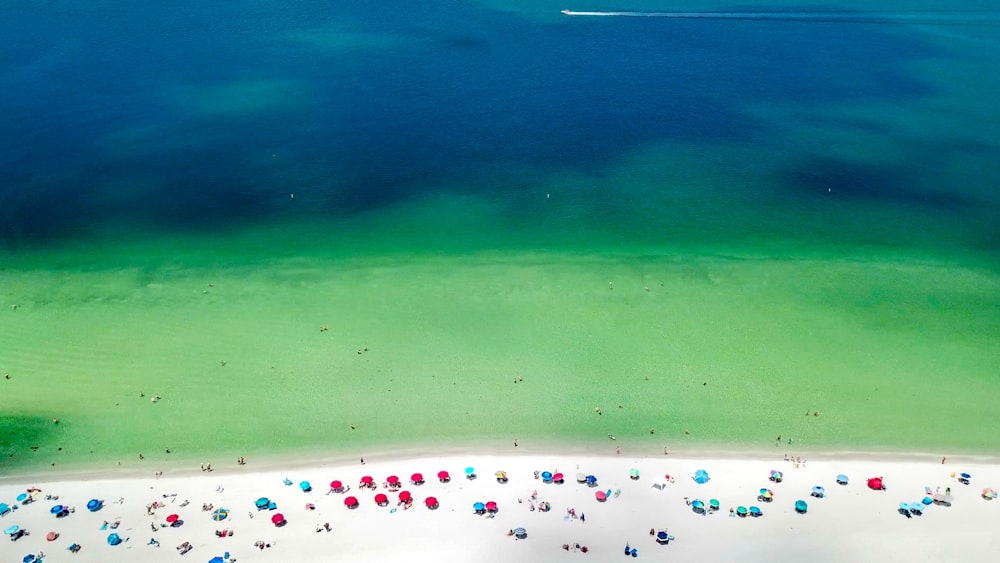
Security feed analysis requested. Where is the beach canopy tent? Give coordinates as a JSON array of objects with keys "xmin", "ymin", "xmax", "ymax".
[
  {"xmin": 23, "ymin": 554, "xmax": 36, "ymax": 563},
  {"xmin": 811, "ymin": 486, "xmax": 825, "ymax": 498},
  {"xmin": 344, "ymin": 496, "xmax": 359, "ymax": 508},
  {"xmin": 437, "ymin": 471, "xmax": 450, "ymax": 482},
  {"xmin": 867, "ymin": 477, "xmax": 885, "ymax": 491},
  {"xmin": 5, "ymin": 525, "xmax": 19, "ymax": 535},
  {"xmin": 794, "ymin": 500, "xmax": 808, "ymax": 513},
  {"xmin": 330, "ymin": 480, "xmax": 343, "ymax": 491},
  {"xmin": 553, "ymin": 473, "xmax": 565, "ymax": 483},
  {"xmin": 541, "ymin": 472, "xmax": 553, "ymax": 482},
  {"xmin": 836, "ymin": 474, "xmax": 849, "ymax": 485},
  {"xmin": 0, "ymin": 503, "xmax": 10, "ymax": 516},
  {"xmin": 899, "ymin": 502, "xmax": 912, "ymax": 514},
  {"xmin": 411, "ymin": 473, "xmax": 424, "ymax": 484},
  {"xmin": 595, "ymin": 491, "xmax": 607, "ymax": 502},
  {"xmin": 576, "ymin": 473, "xmax": 587, "ymax": 483},
  {"xmin": 374, "ymin": 494, "xmax": 388, "ymax": 506},
  {"xmin": 473, "ymin": 502, "xmax": 485, "ymax": 514},
  {"xmin": 386, "ymin": 476, "xmax": 399, "ymax": 486},
  {"xmin": 749, "ymin": 506, "xmax": 762, "ymax": 517},
  {"xmin": 360, "ymin": 476, "xmax": 374, "ymax": 485},
  {"xmin": 107, "ymin": 533, "xmax": 122, "ymax": 546},
  {"xmin": 586, "ymin": 475, "xmax": 597, "ymax": 486},
  {"xmin": 425, "ymin": 496, "xmax": 438, "ymax": 509},
  {"xmin": 513, "ymin": 527, "xmax": 527, "ymax": 539},
  {"xmin": 656, "ymin": 530, "xmax": 674, "ymax": 544},
  {"xmin": 212, "ymin": 508, "xmax": 229, "ymax": 521},
  {"xmin": 271, "ymin": 513, "xmax": 286, "ymax": 526},
  {"xmin": 399, "ymin": 491, "xmax": 412, "ymax": 503},
  {"xmin": 910, "ymin": 502, "xmax": 924, "ymax": 513},
  {"xmin": 485, "ymin": 501, "xmax": 498, "ymax": 513},
  {"xmin": 299, "ymin": 481, "xmax": 312, "ymax": 492},
  {"xmin": 652, "ymin": 481, "xmax": 668, "ymax": 491},
  {"xmin": 693, "ymin": 470, "xmax": 710, "ymax": 484},
  {"xmin": 87, "ymin": 499, "xmax": 103, "ymax": 512}
]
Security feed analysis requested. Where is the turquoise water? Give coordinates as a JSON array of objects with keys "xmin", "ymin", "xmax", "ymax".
[{"xmin": 1, "ymin": 1, "xmax": 999, "ymax": 471}]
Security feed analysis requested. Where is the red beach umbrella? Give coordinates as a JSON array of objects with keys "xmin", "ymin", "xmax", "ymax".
[
  {"xmin": 553, "ymin": 472, "xmax": 564, "ymax": 483},
  {"xmin": 595, "ymin": 491, "xmax": 607, "ymax": 502},
  {"xmin": 344, "ymin": 496, "xmax": 359, "ymax": 508},
  {"xmin": 46, "ymin": 531, "xmax": 58, "ymax": 542},
  {"xmin": 411, "ymin": 473, "xmax": 424, "ymax": 484},
  {"xmin": 387, "ymin": 475, "xmax": 400, "ymax": 486},
  {"xmin": 485, "ymin": 501, "xmax": 498, "ymax": 512},
  {"xmin": 360, "ymin": 476, "xmax": 374, "ymax": 485},
  {"xmin": 437, "ymin": 471, "xmax": 450, "ymax": 482},
  {"xmin": 330, "ymin": 480, "xmax": 343, "ymax": 491},
  {"xmin": 374, "ymin": 493, "xmax": 388, "ymax": 505},
  {"xmin": 867, "ymin": 477, "xmax": 885, "ymax": 491},
  {"xmin": 165, "ymin": 514, "xmax": 179, "ymax": 523},
  {"xmin": 271, "ymin": 513, "xmax": 285, "ymax": 525},
  {"xmin": 425, "ymin": 496, "xmax": 438, "ymax": 509},
  {"xmin": 399, "ymin": 491, "xmax": 412, "ymax": 503}
]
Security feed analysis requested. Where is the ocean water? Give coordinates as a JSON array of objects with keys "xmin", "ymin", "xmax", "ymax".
[{"xmin": 1, "ymin": 1, "xmax": 999, "ymax": 472}]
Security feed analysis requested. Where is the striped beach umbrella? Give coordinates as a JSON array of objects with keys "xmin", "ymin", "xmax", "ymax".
[
  {"xmin": 982, "ymin": 488, "xmax": 998, "ymax": 499},
  {"xmin": 211, "ymin": 508, "xmax": 229, "ymax": 521}
]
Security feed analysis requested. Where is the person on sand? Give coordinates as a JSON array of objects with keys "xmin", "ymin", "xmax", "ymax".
[
  {"xmin": 649, "ymin": 528, "xmax": 655, "ymax": 536},
  {"xmin": 615, "ymin": 446, "xmax": 620, "ymax": 454},
  {"xmin": 941, "ymin": 456, "xmax": 946, "ymax": 464}
]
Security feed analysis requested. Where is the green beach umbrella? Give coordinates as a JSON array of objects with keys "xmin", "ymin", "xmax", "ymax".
[
  {"xmin": 629, "ymin": 468, "xmax": 639, "ymax": 479},
  {"xmin": 736, "ymin": 506, "xmax": 748, "ymax": 516},
  {"xmin": 709, "ymin": 499, "xmax": 720, "ymax": 510}
]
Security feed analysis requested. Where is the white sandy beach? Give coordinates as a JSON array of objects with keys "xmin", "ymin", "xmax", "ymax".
[{"xmin": 2, "ymin": 451, "xmax": 998, "ymax": 563}]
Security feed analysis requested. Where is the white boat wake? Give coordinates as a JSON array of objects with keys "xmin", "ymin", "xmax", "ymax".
[{"xmin": 559, "ymin": 9, "xmax": 1000, "ymax": 25}]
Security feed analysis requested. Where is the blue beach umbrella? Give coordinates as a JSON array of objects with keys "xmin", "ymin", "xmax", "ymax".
[
  {"xmin": 299, "ymin": 481, "xmax": 312, "ymax": 492},
  {"xmin": 811, "ymin": 486, "xmax": 825, "ymax": 497},
  {"xmin": 541, "ymin": 471, "xmax": 552, "ymax": 481},
  {"xmin": 922, "ymin": 496, "xmax": 933, "ymax": 505},
  {"xmin": 910, "ymin": 502, "xmax": 923, "ymax": 513},
  {"xmin": 16, "ymin": 493, "xmax": 28, "ymax": 503},
  {"xmin": 693, "ymin": 469, "xmax": 710, "ymax": 484},
  {"xmin": 5, "ymin": 525, "xmax": 19, "ymax": 535},
  {"xmin": 960, "ymin": 473, "xmax": 971, "ymax": 479},
  {"xmin": 586, "ymin": 475, "xmax": 597, "ymax": 485},
  {"xmin": 836, "ymin": 474, "xmax": 849, "ymax": 485},
  {"xmin": 794, "ymin": 500, "xmax": 808, "ymax": 513},
  {"xmin": 749, "ymin": 506, "xmax": 762, "ymax": 516},
  {"xmin": 107, "ymin": 532, "xmax": 122, "ymax": 545},
  {"xmin": 0, "ymin": 503, "xmax": 9, "ymax": 515},
  {"xmin": 691, "ymin": 499, "xmax": 705, "ymax": 511},
  {"xmin": 255, "ymin": 497, "xmax": 269, "ymax": 509},
  {"xmin": 23, "ymin": 555, "xmax": 36, "ymax": 563},
  {"xmin": 87, "ymin": 499, "xmax": 103, "ymax": 511},
  {"xmin": 209, "ymin": 557, "xmax": 226, "ymax": 563},
  {"xmin": 465, "ymin": 467, "xmax": 475, "ymax": 475},
  {"xmin": 50, "ymin": 504, "xmax": 65, "ymax": 514}
]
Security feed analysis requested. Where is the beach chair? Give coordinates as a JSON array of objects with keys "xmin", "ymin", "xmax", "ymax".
[{"xmin": 68, "ymin": 543, "xmax": 81, "ymax": 553}]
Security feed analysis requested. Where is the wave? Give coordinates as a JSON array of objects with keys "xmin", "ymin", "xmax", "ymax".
[{"xmin": 559, "ymin": 9, "xmax": 1000, "ymax": 26}]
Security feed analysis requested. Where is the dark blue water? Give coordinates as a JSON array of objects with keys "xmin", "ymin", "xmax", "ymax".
[{"xmin": 1, "ymin": 1, "xmax": 997, "ymax": 264}]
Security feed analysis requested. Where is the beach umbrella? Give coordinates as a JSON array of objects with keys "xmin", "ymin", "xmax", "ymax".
[
  {"xmin": 770, "ymin": 470, "xmax": 783, "ymax": 482},
  {"xmin": 5, "ymin": 525, "xmax": 19, "ymax": 535},
  {"xmin": 344, "ymin": 496, "xmax": 359, "ymax": 508},
  {"xmin": 360, "ymin": 476, "xmax": 374, "ymax": 485},
  {"xmin": 552, "ymin": 472, "xmax": 564, "ymax": 483},
  {"xmin": 425, "ymin": 496, "xmax": 438, "ymax": 509},
  {"xmin": 836, "ymin": 474, "xmax": 849, "ymax": 485},
  {"xmin": 629, "ymin": 468, "xmax": 640, "ymax": 480},
  {"xmin": 107, "ymin": 533, "xmax": 122, "ymax": 546},
  {"xmin": 87, "ymin": 499, "xmax": 102, "ymax": 511},
  {"xmin": 982, "ymin": 488, "xmax": 997, "ymax": 499},
  {"xmin": 374, "ymin": 493, "xmax": 388, "ymax": 506},
  {"xmin": 16, "ymin": 493, "xmax": 27, "ymax": 503},
  {"xmin": 867, "ymin": 477, "xmax": 885, "ymax": 491},
  {"xmin": 46, "ymin": 531, "xmax": 58, "ymax": 541},
  {"xmin": 541, "ymin": 471, "xmax": 553, "ymax": 482},
  {"xmin": 656, "ymin": 530, "xmax": 670, "ymax": 543},
  {"xmin": 465, "ymin": 467, "xmax": 475, "ymax": 476},
  {"xmin": 495, "ymin": 471, "xmax": 508, "ymax": 481},
  {"xmin": 330, "ymin": 480, "xmax": 343, "ymax": 491},
  {"xmin": 23, "ymin": 554, "xmax": 35, "ymax": 563},
  {"xmin": 271, "ymin": 513, "xmax": 285, "ymax": 526},
  {"xmin": 811, "ymin": 486, "xmax": 825, "ymax": 497},
  {"xmin": 960, "ymin": 473, "xmax": 971, "ymax": 479},
  {"xmin": 586, "ymin": 475, "xmax": 597, "ymax": 485},
  {"xmin": 691, "ymin": 499, "xmax": 705, "ymax": 511},
  {"xmin": 922, "ymin": 496, "xmax": 934, "ymax": 505},
  {"xmin": 299, "ymin": 481, "xmax": 312, "ymax": 492},
  {"xmin": 794, "ymin": 500, "xmax": 808, "ymax": 513},
  {"xmin": 50, "ymin": 504, "xmax": 65, "ymax": 515},
  {"xmin": 255, "ymin": 497, "xmax": 270, "ymax": 509},
  {"xmin": 749, "ymin": 506, "xmax": 762, "ymax": 517},
  {"xmin": 473, "ymin": 502, "xmax": 485, "ymax": 513},
  {"xmin": 737, "ymin": 506, "xmax": 748, "ymax": 517},
  {"xmin": 411, "ymin": 473, "xmax": 424, "ymax": 484},
  {"xmin": 212, "ymin": 508, "xmax": 229, "ymax": 521},
  {"xmin": 387, "ymin": 476, "xmax": 399, "ymax": 486},
  {"xmin": 485, "ymin": 501, "xmax": 498, "ymax": 512},
  {"xmin": 595, "ymin": 490, "xmax": 607, "ymax": 502},
  {"xmin": 209, "ymin": 557, "xmax": 226, "ymax": 563},
  {"xmin": 693, "ymin": 469, "xmax": 709, "ymax": 484},
  {"xmin": 513, "ymin": 527, "xmax": 527, "ymax": 539},
  {"xmin": 399, "ymin": 491, "xmax": 412, "ymax": 503},
  {"xmin": 165, "ymin": 514, "xmax": 179, "ymax": 524},
  {"xmin": 437, "ymin": 471, "xmax": 450, "ymax": 482},
  {"xmin": 709, "ymin": 499, "xmax": 720, "ymax": 510}
]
